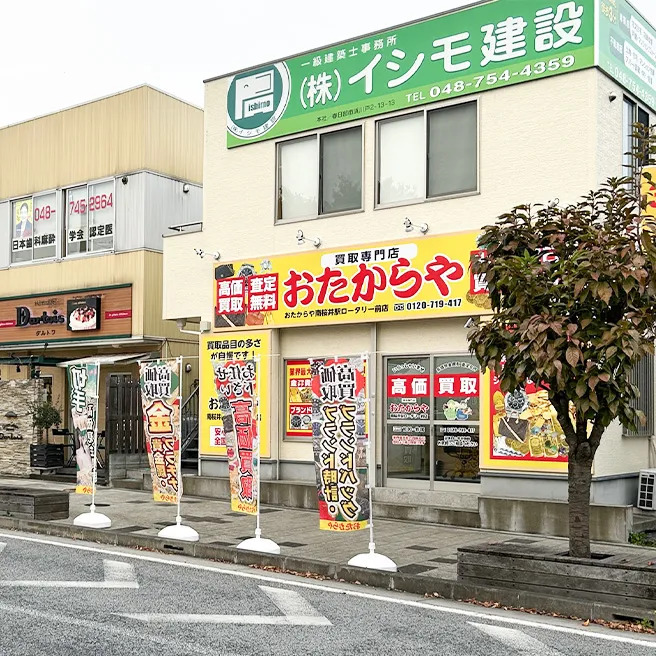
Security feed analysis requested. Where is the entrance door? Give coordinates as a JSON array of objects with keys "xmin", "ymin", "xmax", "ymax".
[{"xmin": 106, "ymin": 373, "xmax": 144, "ymax": 458}]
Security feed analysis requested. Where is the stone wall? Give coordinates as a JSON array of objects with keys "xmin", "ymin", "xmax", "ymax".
[{"xmin": 0, "ymin": 380, "xmax": 44, "ymax": 477}]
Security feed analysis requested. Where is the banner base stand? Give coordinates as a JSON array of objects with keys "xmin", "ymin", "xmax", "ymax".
[
  {"xmin": 158, "ymin": 517, "xmax": 199, "ymax": 542},
  {"xmin": 237, "ymin": 529, "xmax": 280, "ymax": 555},
  {"xmin": 74, "ymin": 507, "xmax": 111, "ymax": 529},
  {"xmin": 348, "ymin": 543, "xmax": 397, "ymax": 573}
]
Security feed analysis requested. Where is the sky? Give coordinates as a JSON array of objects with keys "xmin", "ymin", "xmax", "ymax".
[{"xmin": 0, "ymin": 0, "xmax": 655, "ymax": 127}]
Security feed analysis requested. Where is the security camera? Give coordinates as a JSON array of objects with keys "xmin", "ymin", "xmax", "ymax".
[
  {"xmin": 121, "ymin": 176, "xmax": 128, "ymax": 185},
  {"xmin": 548, "ymin": 198, "xmax": 559, "ymax": 208},
  {"xmin": 464, "ymin": 317, "xmax": 476, "ymax": 329},
  {"xmin": 609, "ymin": 91, "xmax": 617, "ymax": 102},
  {"xmin": 194, "ymin": 248, "xmax": 205, "ymax": 258},
  {"xmin": 182, "ymin": 183, "xmax": 190, "ymax": 193},
  {"xmin": 176, "ymin": 318, "xmax": 186, "ymax": 330}
]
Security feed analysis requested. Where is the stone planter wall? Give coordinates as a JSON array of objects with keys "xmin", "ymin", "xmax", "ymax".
[{"xmin": 0, "ymin": 380, "xmax": 44, "ymax": 477}]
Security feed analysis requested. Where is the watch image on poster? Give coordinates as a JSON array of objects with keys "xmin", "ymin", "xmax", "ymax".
[{"xmin": 489, "ymin": 371, "xmax": 569, "ymax": 462}]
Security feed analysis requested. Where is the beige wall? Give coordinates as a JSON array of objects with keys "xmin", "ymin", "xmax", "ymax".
[{"xmin": 0, "ymin": 85, "xmax": 203, "ymax": 201}]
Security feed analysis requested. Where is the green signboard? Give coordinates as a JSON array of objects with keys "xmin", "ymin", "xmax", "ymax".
[
  {"xmin": 226, "ymin": 0, "xmax": 596, "ymax": 148},
  {"xmin": 597, "ymin": 0, "xmax": 656, "ymax": 111}
]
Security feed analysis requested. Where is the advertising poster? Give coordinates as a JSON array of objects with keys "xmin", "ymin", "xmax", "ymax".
[
  {"xmin": 13, "ymin": 198, "xmax": 33, "ymax": 248},
  {"xmin": 386, "ymin": 357, "xmax": 430, "ymax": 421},
  {"xmin": 481, "ymin": 365, "xmax": 570, "ymax": 472},
  {"xmin": 597, "ymin": 0, "xmax": 656, "ymax": 111},
  {"xmin": 213, "ymin": 359, "xmax": 259, "ymax": 515},
  {"xmin": 434, "ymin": 424, "xmax": 480, "ymax": 481},
  {"xmin": 311, "ymin": 357, "xmax": 369, "ymax": 531},
  {"xmin": 213, "ymin": 233, "xmax": 491, "ymax": 330},
  {"xmin": 285, "ymin": 359, "xmax": 312, "ymax": 437},
  {"xmin": 226, "ymin": 0, "xmax": 595, "ymax": 147},
  {"xmin": 139, "ymin": 359, "xmax": 181, "ymax": 504},
  {"xmin": 386, "ymin": 423, "xmax": 429, "ymax": 479},
  {"xmin": 199, "ymin": 331, "xmax": 271, "ymax": 458},
  {"xmin": 68, "ymin": 362, "xmax": 99, "ymax": 495},
  {"xmin": 433, "ymin": 356, "xmax": 481, "ymax": 422}
]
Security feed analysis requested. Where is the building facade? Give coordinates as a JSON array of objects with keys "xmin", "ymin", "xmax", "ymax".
[
  {"xmin": 0, "ymin": 85, "xmax": 203, "ymax": 456},
  {"xmin": 163, "ymin": 0, "xmax": 656, "ymax": 534}
]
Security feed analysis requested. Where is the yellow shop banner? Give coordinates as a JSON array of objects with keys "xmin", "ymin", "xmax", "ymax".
[
  {"xmin": 212, "ymin": 232, "xmax": 489, "ymax": 330},
  {"xmin": 199, "ymin": 331, "xmax": 271, "ymax": 459}
]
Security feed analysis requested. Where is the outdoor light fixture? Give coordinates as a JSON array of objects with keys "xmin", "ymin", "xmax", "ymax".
[
  {"xmin": 4, "ymin": 411, "xmax": 17, "ymax": 419},
  {"xmin": 464, "ymin": 317, "xmax": 477, "ymax": 329},
  {"xmin": 296, "ymin": 229, "xmax": 322, "ymax": 248},
  {"xmin": 194, "ymin": 248, "xmax": 221, "ymax": 260},
  {"xmin": 548, "ymin": 198, "xmax": 560, "ymax": 208},
  {"xmin": 404, "ymin": 217, "xmax": 429, "ymax": 234}
]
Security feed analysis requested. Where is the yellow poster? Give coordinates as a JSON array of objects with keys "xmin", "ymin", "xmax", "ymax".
[
  {"xmin": 285, "ymin": 359, "xmax": 312, "ymax": 438},
  {"xmin": 480, "ymin": 371, "xmax": 569, "ymax": 473},
  {"xmin": 199, "ymin": 331, "xmax": 271, "ymax": 459},
  {"xmin": 212, "ymin": 232, "xmax": 489, "ymax": 331}
]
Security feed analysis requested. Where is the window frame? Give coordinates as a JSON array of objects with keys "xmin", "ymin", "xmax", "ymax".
[
  {"xmin": 274, "ymin": 123, "xmax": 365, "ymax": 225},
  {"xmin": 375, "ymin": 98, "xmax": 480, "ymax": 210},
  {"xmin": 63, "ymin": 176, "xmax": 117, "ymax": 258},
  {"xmin": 8, "ymin": 188, "xmax": 60, "ymax": 267}
]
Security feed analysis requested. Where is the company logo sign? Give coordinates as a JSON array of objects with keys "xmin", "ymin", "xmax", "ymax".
[{"xmin": 226, "ymin": 63, "xmax": 291, "ymax": 140}]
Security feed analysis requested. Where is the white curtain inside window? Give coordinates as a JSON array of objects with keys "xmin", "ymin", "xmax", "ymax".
[
  {"xmin": 278, "ymin": 137, "xmax": 318, "ymax": 220},
  {"xmin": 378, "ymin": 114, "xmax": 424, "ymax": 205},
  {"xmin": 320, "ymin": 127, "xmax": 362, "ymax": 214},
  {"xmin": 428, "ymin": 102, "xmax": 477, "ymax": 197}
]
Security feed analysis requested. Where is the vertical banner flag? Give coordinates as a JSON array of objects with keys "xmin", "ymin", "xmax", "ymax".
[
  {"xmin": 311, "ymin": 357, "xmax": 369, "ymax": 531},
  {"xmin": 139, "ymin": 359, "xmax": 182, "ymax": 504},
  {"xmin": 68, "ymin": 362, "xmax": 100, "ymax": 495},
  {"xmin": 213, "ymin": 359, "xmax": 259, "ymax": 515}
]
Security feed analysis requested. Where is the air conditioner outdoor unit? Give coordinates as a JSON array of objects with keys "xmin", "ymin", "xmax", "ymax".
[{"xmin": 638, "ymin": 469, "xmax": 656, "ymax": 511}]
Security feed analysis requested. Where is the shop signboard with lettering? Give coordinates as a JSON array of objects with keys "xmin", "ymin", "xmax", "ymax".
[
  {"xmin": 225, "ymin": 0, "xmax": 595, "ymax": 147},
  {"xmin": 213, "ymin": 232, "xmax": 490, "ymax": 331},
  {"xmin": 0, "ymin": 285, "xmax": 132, "ymax": 345}
]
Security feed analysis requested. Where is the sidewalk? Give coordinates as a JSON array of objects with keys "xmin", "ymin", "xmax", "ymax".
[{"xmin": 2, "ymin": 477, "xmax": 656, "ymax": 622}]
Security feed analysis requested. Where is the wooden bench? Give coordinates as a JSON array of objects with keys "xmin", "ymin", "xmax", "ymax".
[{"xmin": 0, "ymin": 485, "xmax": 69, "ymax": 521}]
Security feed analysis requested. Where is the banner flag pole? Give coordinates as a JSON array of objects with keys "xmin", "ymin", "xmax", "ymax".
[
  {"xmin": 74, "ymin": 360, "xmax": 111, "ymax": 529},
  {"xmin": 237, "ymin": 355, "xmax": 280, "ymax": 554},
  {"xmin": 158, "ymin": 356, "xmax": 199, "ymax": 542},
  {"xmin": 347, "ymin": 352, "xmax": 397, "ymax": 572}
]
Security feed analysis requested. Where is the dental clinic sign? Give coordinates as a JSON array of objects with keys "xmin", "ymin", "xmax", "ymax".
[{"xmin": 226, "ymin": 0, "xmax": 597, "ymax": 147}]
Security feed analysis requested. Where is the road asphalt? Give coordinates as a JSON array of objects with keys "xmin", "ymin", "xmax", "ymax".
[{"xmin": 1, "ymin": 530, "xmax": 656, "ymax": 655}]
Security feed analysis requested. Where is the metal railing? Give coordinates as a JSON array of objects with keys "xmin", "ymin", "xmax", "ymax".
[{"xmin": 181, "ymin": 384, "xmax": 200, "ymax": 456}]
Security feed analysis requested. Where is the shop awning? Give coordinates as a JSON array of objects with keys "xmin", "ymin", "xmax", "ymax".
[{"xmin": 56, "ymin": 353, "xmax": 152, "ymax": 368}]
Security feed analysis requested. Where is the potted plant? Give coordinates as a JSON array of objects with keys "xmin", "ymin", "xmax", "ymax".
[{"xmin": 30, "ymin": 400, "xmax": 64, "ymax": 469}]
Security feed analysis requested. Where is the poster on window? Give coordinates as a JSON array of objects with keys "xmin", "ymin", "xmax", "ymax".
[
  {"xmin": 311, "ymin": 357, "xmax": 369, "ymax": 531},
  {"xmin": 285, "ymin": 359, "xmax": 312, "ymax": 437},
  {"xmin": 489, "ymin": 369, "xmax": 569, "ymax": 464},
  {"xmin": 386, "ymin": 423, "xmax": 429, "ymax": 479},
  {"xmin": 67, "ymin": 362, "xmax": 99, "ymax": 495},
  {"xmin": 213, "ymin": 359, "xmax": 259, "ymax": 515},
  {"xmin": 139, "ymin": 359, "xmax": 182, "ymax": 504},
  {"xmin": 386, "ymin": 357, "xmax": 430, "ymax": 420},
  {"xmin": 434, "ymin": 356, "xmax": 480, "ymax": 422},
  {"xmin": 13, "ymin": 198, "xmax": 33, "ymax": 251},
  {"xmin": 434, "ymin": 424, "xmax": 480, "ymax": 481}
]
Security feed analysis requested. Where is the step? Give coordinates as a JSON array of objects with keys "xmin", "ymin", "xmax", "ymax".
[{"xmin": 112, "ymin": 478, "xmax": 145, "ymax": 490}]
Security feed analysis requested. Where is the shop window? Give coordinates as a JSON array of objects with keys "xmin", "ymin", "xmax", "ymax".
[
  {"xmin": 385, "ymin": 354, "xmax": 481, "ymax": 485},
  {"xmin": 377, "ymin": 101, "xmax": 477, "ymax": 206},
  {"xmin": 276, "ymin": 126, "xmax": 363, "ymax": 221},
  {"xmin": 623, "ymin": 97, "xmax": 650, "ymax": 180},
  {"xmin": 283, "ymin": 359, "xmax": 313, "ymax": 439},
  {"xmin": 11, "ymin": 193, "xmax": 58, "ymax": 264},
  {"xmin": 65, "ymin": 179, "xmax": 115, "ymax": 256}
]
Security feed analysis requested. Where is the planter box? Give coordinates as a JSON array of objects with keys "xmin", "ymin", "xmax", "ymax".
[
  {"xmin": 458, "ymin": 541, "xmax": 656, "ymax": 616},
  {"xmin": 30, "ymin": 444, "xmax": 64, "ymax": 469},
  {"xmin": 0, "ymin": 486, "xmax": 69, "ymax": 520}
]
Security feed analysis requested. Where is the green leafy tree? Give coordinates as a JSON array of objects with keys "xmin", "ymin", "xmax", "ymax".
[
  {"xmin": 468, "ymin": 177, "xmax": 656, "ymax": 558},
  {"xmin": 32, "ymin": 400, "xmax": 62, "ymax": 445}
]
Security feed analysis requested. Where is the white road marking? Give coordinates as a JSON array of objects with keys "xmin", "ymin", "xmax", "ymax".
[
  {"xmin": 0, "ymin": 559, "xmax": 139, "ymax": 588},
  {"xmin": 0, "ymin": 602, "xmax": 214, "ymax": 656},
  {"xmin": 0, "ymin": 542, "xmax": 5, "ymax": 554},
  {"xmin": 118, "ymin": 585, "xmax": 332, "ymax": 626},
  {"xmin": 1, "ymin": 531, "xmax": 655, "ymax": 649},
  {"xmin": 471, "ymin": 622, "xmax": 564, "ymax": 655}
]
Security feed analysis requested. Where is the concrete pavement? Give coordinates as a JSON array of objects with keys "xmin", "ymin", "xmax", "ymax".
[{"xmin": 1, "ymin": 530, "xmax": 656, "ymax": 656}]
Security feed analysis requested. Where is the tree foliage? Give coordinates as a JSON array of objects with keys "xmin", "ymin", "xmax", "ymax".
[{"xmin": 468, "ymin": 177, "xmax": 656, "ymax": 557}]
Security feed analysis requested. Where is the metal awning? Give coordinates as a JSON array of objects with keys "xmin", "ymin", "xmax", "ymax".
[{"xmin": 56, "ymin": 353, "xmax": 152, "ymax": 368}]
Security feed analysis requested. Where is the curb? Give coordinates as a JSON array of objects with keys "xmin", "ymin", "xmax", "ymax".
[{"xmin": 0, "ymin": 516, "xmax": 648, "ymax": 624}]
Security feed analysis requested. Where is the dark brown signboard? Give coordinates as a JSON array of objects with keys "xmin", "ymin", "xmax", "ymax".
[{"xmin": 0, "ymin": 285, "xmax": 132, "ymax": 345}]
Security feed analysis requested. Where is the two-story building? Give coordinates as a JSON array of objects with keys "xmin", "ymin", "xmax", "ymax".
[
  {"xmin": 163, "ymin": 0, "xmax": 656, "ymax": 538},
  {"xmin": 0, "ymin": 85, "xmax": 203, "ymax": 475}
]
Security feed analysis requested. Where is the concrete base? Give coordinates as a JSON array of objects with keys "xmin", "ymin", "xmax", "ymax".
[
  {"xmin": 348, "ymin": 547, "xmax": 397, "ymax": 573},
  {"xmin": 237, "ymin": 530, "xmax": 281, "ymax": 555},
  {"xmin": 478, "ymin": 496, "xmax": 633, "ymax": 543},
  {"xmin": 109, "ymin": 453, "xmax": 150, "ymax": 482},
  {"xmin": 158, "ymin": 522, "xmax": 200, "ymax": 542},
  {"xmin": 73, "ymin": 510, "xmax": 111, "ymax": 529}
]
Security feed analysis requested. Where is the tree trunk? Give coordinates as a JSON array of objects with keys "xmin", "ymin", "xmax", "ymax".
[{"xmin": 568, "ymin": 447, "xmax": 594, "ymax": 558}]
